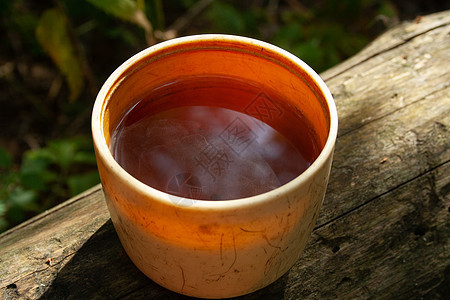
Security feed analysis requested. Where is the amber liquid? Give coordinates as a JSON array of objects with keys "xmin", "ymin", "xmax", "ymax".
[{"xmin": 110, "ymin": 76, "xmax": 320, "ymax": 200}]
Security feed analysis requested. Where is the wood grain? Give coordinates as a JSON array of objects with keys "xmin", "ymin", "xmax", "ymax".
[{"xmin": 1, "ymin": 10, "xmax": 449, "ymax": 300}]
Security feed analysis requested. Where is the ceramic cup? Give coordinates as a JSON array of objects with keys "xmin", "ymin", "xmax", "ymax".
[{"xmin": 92, "ymin": 34, "xmax": 338, "ymax": 299}]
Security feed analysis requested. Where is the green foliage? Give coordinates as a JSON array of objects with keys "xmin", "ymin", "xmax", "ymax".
[
  {"xmin": 27, "ymin": 0, "xmax": 399, "ymax": 102},
  {"xmin": 86, "ymin": 0, "xmax": 152, "ymax": 37},
  {"xmin": 206, "ymin": 1, "xmax": 248, "ymax": 34},
  {"xmin": 87, "ymin": 0, "xmax": 138, "ymax": 20},
  {"xmin": 36, "ymin": 8, "xmax": 84, "ymax": 101},
  {"xmin": 201, "ymin": 0, "xmax": 392, "ymax": 72},
  {"xmin": 32, "ymin": 0, "xmax": 155, "ymax": 103},
  {"xmin": 0, "ymin": 137, "xmax": 99, "ymax": 232}
]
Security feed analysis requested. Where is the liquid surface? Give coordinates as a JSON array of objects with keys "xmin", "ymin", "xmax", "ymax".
[{"xmin": 110, "ymin": 76, "xmax": 318, "ymax": 200}]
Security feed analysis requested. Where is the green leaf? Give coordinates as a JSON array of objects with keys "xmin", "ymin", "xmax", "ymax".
[
  {"xmin": 72, "ymin": 151, "xmax": 97, "ymax": 165},
  {"xmin": 20, "ymin": 149, "xmax": 56, "ymax": 191},
  {"xmin": 86, "ymin": 0, "xmax": 137, "ymax": 21},
  {"xmin": 21, "ymin": 149, "xmax": 52, "ymax": 174},
  {"xmin": 20, "ymin": 173, "xmax": 50, "ymax": 191},
  {"xmin": 35, "ymin": 8, "xmax": 84, "ymax": 101},
  {"xmin": 206, "ymin": 1, "xmax": 247, "ymax": 34},
  {"xmin": 292, "ymin": 41, "xmax": 324, "ymax": 71},
  {"xmin": 47, "ymin": 139, "xmax": 78, "ymax": 171},
  {"xmin": 8, "ymin": 187, "xmax": 37, "ymax": 209},
  {"xmin": 68, "ymin": 171, "xmax": 100, "ymax": 196},
  {"xmin": 272, "ymin": 23, "xmax": 303, "ymax": 49},
  {"xmin": 0, "ymin": 148, "xmax": 12, "ymax": 169},
  {"xmin": 46, "ymin": 137, "xmax": 95, "ymax": 170},
  {"xmin": 5, "ymin": 187, "xmax": 39, "ymax": 223},
  {"xmin": 86, "ymin": 0, "xmax": 152, "ymax": 35},
  {"xmin": 0, "ymin": 201, "xmax": 6, "ymax": 216}
]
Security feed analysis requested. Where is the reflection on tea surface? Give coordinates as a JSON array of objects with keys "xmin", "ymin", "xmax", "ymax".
[{"xmin": 110, "ymin": 76, "xmax": 317, "ymax": 200}]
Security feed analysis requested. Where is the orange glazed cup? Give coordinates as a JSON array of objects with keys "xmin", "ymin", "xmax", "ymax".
[{"xmin": 92, "ymin": 35, "xmax": 337, "ymax": 298}]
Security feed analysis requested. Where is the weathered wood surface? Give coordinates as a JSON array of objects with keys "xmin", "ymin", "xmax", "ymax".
[{"xmin": 1, "ymin": 10, "xmax": 449, "ymax": 299}]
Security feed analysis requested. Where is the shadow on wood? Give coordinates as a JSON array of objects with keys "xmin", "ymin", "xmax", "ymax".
[
  {"xmin": 38, "ymin": 219, "xmax": 290, "ymax": 299},
  {"xmin": 39, "ymin": 220, "xmax": 152, "ymax": 299}
]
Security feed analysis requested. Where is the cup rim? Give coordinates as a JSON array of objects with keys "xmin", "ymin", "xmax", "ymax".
[{"xmin": 92, "ymin": 34, "xmax": 338, "ymax": 210}]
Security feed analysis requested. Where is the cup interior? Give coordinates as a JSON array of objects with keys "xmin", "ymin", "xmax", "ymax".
[{"xmin": 94, "ymin": 35, "xmax": 336, "ymax": 201}]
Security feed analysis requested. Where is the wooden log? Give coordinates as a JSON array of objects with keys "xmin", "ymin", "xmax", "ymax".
[
  {"xmin": 322, "ymin": 85, "xmax": 449, "ymax": 225},
  {"xmin": 1, "ymin": 10, "xmax": 449, "ymax": 299}
]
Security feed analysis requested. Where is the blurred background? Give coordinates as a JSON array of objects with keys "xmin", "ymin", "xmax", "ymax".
[{"xmin": 0, "ymin": 0, "xmax": 448, "ymax": 232}]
